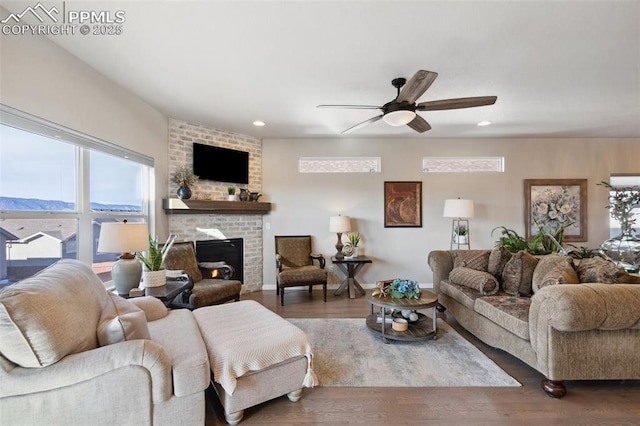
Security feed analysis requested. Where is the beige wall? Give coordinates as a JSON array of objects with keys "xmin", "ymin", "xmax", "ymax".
[
  {"xmin": 262, "ymin": 138, "xmax": 639, "ymax": 287},
  {"xmin": 0, "ymin": 30, "xmax": 169, "ymax": 241}
]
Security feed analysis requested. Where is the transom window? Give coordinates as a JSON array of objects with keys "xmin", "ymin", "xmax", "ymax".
[
  {"xmin": 422, "ymin": 157, "xmax": 504, "ymax": 173},
  {"xmin": 299, "ymin": 157, "xmax": 381, "ymax": 173}
]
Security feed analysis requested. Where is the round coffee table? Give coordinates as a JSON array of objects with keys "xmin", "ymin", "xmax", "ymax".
[{"xmin": 365, "ymin": 290, "xmax": 438, "ymax": 343}]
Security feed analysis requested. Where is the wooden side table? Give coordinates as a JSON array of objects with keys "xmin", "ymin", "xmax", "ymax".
[{"xmin": 331, "ymin": 256, "xmax": 372, "ymax": 299}]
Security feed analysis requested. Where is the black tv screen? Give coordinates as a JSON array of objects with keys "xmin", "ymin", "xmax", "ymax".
[{"xmin": 192, "ymin": 143, "xmax": 249, "ymax": 184}]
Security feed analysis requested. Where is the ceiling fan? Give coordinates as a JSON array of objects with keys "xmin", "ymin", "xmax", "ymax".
[{"xmin": 317, "ymin": 70, "xmax": 497, "ymax": 134}]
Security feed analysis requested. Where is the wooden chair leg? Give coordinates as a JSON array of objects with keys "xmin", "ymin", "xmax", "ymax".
[
  {"xmin": 308, "ymin": 285, "xmax": 312, "ymax": 294},
  {"xmin": 323, "ymin": 283, "xmax": 327, "ymax": 302},
  {"xmin": 280, "ymin": 287, "xmax": 285, "ymax": 306}
]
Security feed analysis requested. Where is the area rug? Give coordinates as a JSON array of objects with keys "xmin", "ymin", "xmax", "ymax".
[{"xmin": 289, "ymin": 318, "xmax": 520, "ymax": 387}]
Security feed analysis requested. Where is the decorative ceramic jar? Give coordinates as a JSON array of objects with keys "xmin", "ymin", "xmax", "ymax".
[{"xmin": 177, "ymin": 185, "xmax": 192, "ymax": 200}]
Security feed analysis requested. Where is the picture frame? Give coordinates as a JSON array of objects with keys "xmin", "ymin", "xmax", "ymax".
[
  {"xmin": 524, "ymin": 179, "xmax": 587, "ymax": 242},
  {"xmin": 384, "ymin": 181, "xmax": 422, "ymax": 228}
]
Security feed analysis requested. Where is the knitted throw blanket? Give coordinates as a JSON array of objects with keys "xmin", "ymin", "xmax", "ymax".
[{"xmin": 193, "ymin": 300, "xmax": 317, "ymax": 395}]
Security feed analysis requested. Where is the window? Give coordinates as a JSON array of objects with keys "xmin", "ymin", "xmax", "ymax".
[
  {"xmin": 299, "ymin": 157, "xmax": 381, "ymax": 173},
  {"xmin": 608, "ymin": 175, "xmax": 640, "ymax": 238},
  {"xmin": 422, "ymin": 157, "xmax": 504, "ymax": 173},
  {"xmin": 0, "ymin": 106, "xmax": 153, "ymax": 285}
]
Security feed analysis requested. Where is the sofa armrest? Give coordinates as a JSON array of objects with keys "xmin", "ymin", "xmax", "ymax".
[
  {"xmin": 128, "ymin": 296, "xmax": 169, "ymax": 321},
  {"xmin": 0, "ymin": 339, "xmax": 173, "ymax": 403},
  {"xmin": 427, "ymin": 250, "xmax": 454, "ymax": 294},
  {"xmin": 529, "ymin": 283, "xmax": 640, "ymax": 352}
]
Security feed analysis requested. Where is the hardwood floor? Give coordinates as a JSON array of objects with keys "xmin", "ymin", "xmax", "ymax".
[{"xmin": 205, "ymin": 290, "xmax": 640, "ymax": 425}]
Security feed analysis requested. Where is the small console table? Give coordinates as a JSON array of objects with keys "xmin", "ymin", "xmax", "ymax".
[{"xmin": 331, "ymin": 256, "xmax": 372, "ymax": 299}]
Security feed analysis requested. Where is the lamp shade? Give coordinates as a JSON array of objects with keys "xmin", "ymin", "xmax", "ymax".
[
  {"xmin": 443, "ymin": 199, "xmax": 475, "ymax": 218},
  {"xmin": 329, "ymin": 215, "xmax": 352, "ymax": 233},
  {"xmin": 98, "ymin": 222, "xmax": 150, "ymax": 253},
  {"xmin": 382, "ymin": 110, "xmax": 416, "ymax": 126}
]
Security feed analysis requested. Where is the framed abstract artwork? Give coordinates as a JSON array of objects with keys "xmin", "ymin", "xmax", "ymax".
[
  {"xmin": 384, "ymin": 181, "xmax": 422, "ymax": 227},
  {"xmin": 524, "ymin": 179, "xmax": 588, "ymax": 242}
]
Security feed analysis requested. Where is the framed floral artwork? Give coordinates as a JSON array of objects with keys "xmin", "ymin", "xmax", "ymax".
[
  {"xmin": 524, "ymin": 179, "xmax": 587, "ymax": 242},
  {"xmin": 384, "ymin": 181, "xmax": 422, "ymax": 227}
]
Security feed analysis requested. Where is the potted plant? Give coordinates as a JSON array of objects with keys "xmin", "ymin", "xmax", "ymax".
[
  {"xmin": 347, "ymin": 232, "xmax": 361, "ymax": 257},
  {"xmin": 227, "ymin": 187, "xmax": 236, "ymax": 201},
  {"xmin": 136, "ymin": 234, "xmax": 177, "ymax": 288},
  {"xmin": 171, "ymin": 165, "xmax": 199, "ymax": 200},
  {"xmin": 454, "ymin": 224, "xmax": 468, "ymax": 244}
]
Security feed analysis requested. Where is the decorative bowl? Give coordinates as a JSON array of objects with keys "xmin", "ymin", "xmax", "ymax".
[{"xmin": 392, "ymin": 318, "xmax": 408, "ymax": 332}]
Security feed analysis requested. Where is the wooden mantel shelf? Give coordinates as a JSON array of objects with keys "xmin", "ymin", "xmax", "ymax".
[{"xmin": 163, "ymin": 198, "xmax": 272, "ymax": 215}]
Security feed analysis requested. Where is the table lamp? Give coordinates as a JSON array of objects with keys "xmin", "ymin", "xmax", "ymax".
[
  {"xmin": 443, "ymin": 199, "xmax": 475, "ymax": 249},
  {"xmin": 329, "ymin": 215, "xmax": 351, "ymax": 259},
  {"xmin": 98, "ymin": 221, "xmax": 150, "ymax": 295}
]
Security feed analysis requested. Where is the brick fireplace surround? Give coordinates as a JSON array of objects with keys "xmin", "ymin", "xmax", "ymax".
[{"xmin": 167, "ymin": 119, "xmax": 263, "ymax": 293}]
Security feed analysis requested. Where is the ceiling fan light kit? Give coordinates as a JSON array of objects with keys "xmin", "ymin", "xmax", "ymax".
[
  {"xmin": 383, "ymin": 110, "xmax": 416, "ymax": 126},
  {"xmin": 318, "ymin": 69, "xmax": 497, "ymax": 134}
]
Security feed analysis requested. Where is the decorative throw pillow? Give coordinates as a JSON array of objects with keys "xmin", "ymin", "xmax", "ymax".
[
  {"xmin": 574, "ymin": 257, "xmax": 630, "ymax": 284},
  {"xmin": 502, "ymin": 251, "xmax": 539, "ymax": 296},
  {"xmin": 98, "ymin": 293, "xmax": 150, "ymax": 347},
  {"xmin": 449, "ymin": 266, "xmax": 499, "ymax": 295},
  {"xmin": 538, "ymin": 263, "xmax": 580, "ymax": 290},
  {"xmin": 452, "ymin": 250, "xmax": 490, "ymax": 272},
  {"xmin": 532, "ymin": 254, "xmax": 576, "ymax": 293},
  {"xmin": 488, "ymin": 246, "xmax": 513, "ymax": 280}
]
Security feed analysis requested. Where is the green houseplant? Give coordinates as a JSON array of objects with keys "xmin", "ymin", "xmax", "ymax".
[
  {"xmin": 136, "ymin": 234, "xmax": 177, "ymax": 287},
  {"xmin": 227, "ymin": 187, "xmax": 236, "ymax": 201}
]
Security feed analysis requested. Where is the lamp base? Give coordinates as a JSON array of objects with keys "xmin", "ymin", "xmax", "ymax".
[
  {"xmin": 112, "ymin": 255, "xmax": 142, "ymax": 295},
  {"xmin": 335, "ymin": 232, "xmax": 345, "ymax": 259}
]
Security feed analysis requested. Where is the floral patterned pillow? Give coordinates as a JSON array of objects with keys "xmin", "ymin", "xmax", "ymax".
[
  {"xmin": 574, "ymin": 257, "xmax": 630, "ymax": 284},
  {"xmin": 502, "ymin": 251, "xmax": 539, "ymax": 296}
]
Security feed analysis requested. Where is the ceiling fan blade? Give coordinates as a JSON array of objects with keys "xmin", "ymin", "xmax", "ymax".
[
  {"xmin": 317, "ymin": 104, "xmax": 382, "ymax": 110},
  {"xmin": 341, "ymin": 115, "xmax": 383, "ymax": 134},
  {"xmin": 407, "ymin": 115, "xmax": 432, "ymax": 133},
  {"xmin": 396, "ymin": 70, "xmax": 438, "ymax": 104},
  {"xmin": 417, "ymin": 96, "xmax": 497, "ymax": 111}
]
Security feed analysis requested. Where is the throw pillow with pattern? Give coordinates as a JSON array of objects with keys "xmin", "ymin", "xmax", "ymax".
[
  {"xmin": 574, "ymin": 257, "xmax": 630, "ymax": 284},
  {"xmin": 452, "ymin": 250, "xmax": 490, "ymax": 272},
  {"xmin": 449, "ymin": 266, "xmax": 500, "ymax": 295},
  {"xmin": 502, "ymin": 251, "xmax": 539, "ymax": 296},
  {"xmin": 488, "ymin": 246, "xmax": 513, "ymax": 280}
]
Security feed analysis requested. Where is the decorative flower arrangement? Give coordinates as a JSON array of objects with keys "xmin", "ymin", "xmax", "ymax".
[
  {"xmin": 171, "ymin": 165, "xmax": 199, "ymax": 187},
  {"xmin": 372, "ymin": 279, "xmax": 421, "ymax": 299},
  {"xmin": 531, "ymin": 186, "xmax": 578, "ymax": 234},
  {"xmin": 598, "ymin": 181, "xmax": 640, "ymax": 232}
]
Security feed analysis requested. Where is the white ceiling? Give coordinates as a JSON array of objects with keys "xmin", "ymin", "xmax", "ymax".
[{"xmin": 8, "ymin": 0, "xmax": 640, "ymax": 139}]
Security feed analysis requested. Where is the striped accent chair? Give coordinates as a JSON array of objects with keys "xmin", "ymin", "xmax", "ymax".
[{"xmin": 275, "ymin": 235, "xmax": 327, "ymax": 306}]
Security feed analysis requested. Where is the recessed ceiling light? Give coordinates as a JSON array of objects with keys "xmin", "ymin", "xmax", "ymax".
[
  {"xmin": 477, "ymin": 121, "xmax": 491, "ymax": 126},
  {"xmin": 253, "ymin": 120, "xmax": 266, "ymax": 127}
]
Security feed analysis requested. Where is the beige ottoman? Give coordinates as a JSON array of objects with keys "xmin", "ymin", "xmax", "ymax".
[{"xmin": 193, "ymin": 300, "xmax": 317, "ymax": 425}]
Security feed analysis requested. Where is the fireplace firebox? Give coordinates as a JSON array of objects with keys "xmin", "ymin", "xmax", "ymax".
[{"xmin": 195, "ymin": 239, "xmax": 244, "ymax": 284}]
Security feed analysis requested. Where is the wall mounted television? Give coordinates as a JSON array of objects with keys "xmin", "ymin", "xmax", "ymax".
[{"xmin": 192, "ymin": 143, "xmax": 249, "ymax": 184}]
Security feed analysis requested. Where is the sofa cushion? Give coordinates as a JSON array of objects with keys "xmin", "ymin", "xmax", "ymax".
[
  {"xmin": 98, "ymin": 293, "xmax": 151, "ymax": 346},
  {"xmin": 0, "ymin": 259, "xmax": 107, "ymax": 368},
  {"xmin": 574, "ymin": 257, "xmax": 631, "ymax": 284},
  {"xmin": 532, "ymin": 254, "xmax": 579, "ymax": 293},
  {"xmin": 439, "ymin": 280, "xmax": 484, "ymax": 311},
  {"xmin": 452, "ymin": 250, "xmax": 490, "ymax": 272},
  {"xmin": 502, "ymin": 251, "xmax": 539, "ymax": 296},
  {"xmin": 474, "ymin": 295, "xmax": 531, "ymax": 340},
  {"xmin": 449, "ymin": 267, "xmax": 499, "ymax": 296},
  {"xmin": 488, "ymin": 246, "xmax": 512, "ymax": 281}
]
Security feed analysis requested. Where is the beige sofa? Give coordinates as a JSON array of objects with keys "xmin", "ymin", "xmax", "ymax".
[
  {"xmin": 428, "ymin": 249, "xmax": 640, "ymax": 398},
  {"xmin": 0, "ymin": 259, "xmax": 316, "ymax": 425}
]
